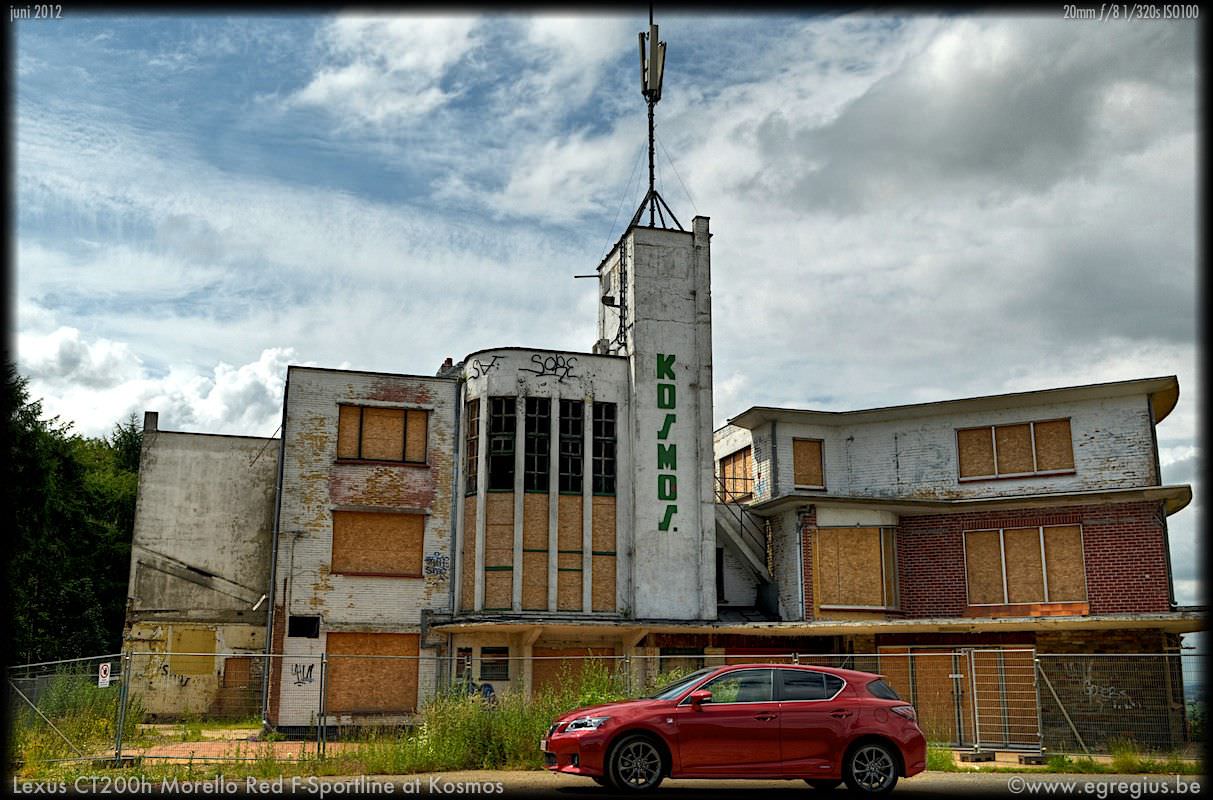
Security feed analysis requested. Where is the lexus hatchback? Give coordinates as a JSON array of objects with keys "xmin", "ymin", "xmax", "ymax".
[{"xmin": 542, "ymin": 663, "xmax": 925, "ymax": 794}]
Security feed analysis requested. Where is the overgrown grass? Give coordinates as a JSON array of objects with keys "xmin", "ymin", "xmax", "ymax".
[
  {"xmin": 8, "ymin": 671, "xmax": 145, "ymax": 770},
  {"xmin": 348, "ymin": 660, "xmax": 693, "ymax": 775},
  {"xmin": 926, "ymin": 744, "xmax": 959, "ymax": 772}
]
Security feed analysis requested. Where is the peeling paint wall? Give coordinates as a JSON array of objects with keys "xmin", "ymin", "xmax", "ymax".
[
  {"xmin": 769, "ymin": 394, "xmax": 1157, "ymax": 501},
  {"xmin": 271, "ymin": 367, "xmax": 456, "ymax": 726}
]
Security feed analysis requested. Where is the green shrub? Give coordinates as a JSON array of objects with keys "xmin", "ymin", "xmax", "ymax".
[{"xmin": 926, "ymin": 745, "xmax": 957, "ymax": 772}]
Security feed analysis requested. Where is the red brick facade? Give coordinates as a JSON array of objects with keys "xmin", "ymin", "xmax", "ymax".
[{"xmin": 802, "ymin": 500, "xmax": 1171, "ymax": 620}]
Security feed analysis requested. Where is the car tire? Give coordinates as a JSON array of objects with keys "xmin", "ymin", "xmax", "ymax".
[
  {"xmin": 805, "ymin": 779, "xmax": 841, "ymax": 791},
  {"xmin": 606, "ymin": 734, "xmax": 666, "ymax": 792},
  {"xmin": 843, "ymin": 742, "xmax": 899, "ymax": 795}
]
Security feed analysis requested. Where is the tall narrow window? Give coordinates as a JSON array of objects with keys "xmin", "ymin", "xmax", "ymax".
[
  {"xmin": 488, "ymin": 397, "xmax": 516, "ymax": 491},
  {"xmin": 559, "ymin": 399, "xmax": 584, "ymax": 494},
  {"xmin": 524, "ymin": 397, "xmax": 550, "ymax": 492},
  {"xmin": 464, "ymin": 399, "xmax": 479, "ymax": 496},
  {"xmin": 592, "ymin": 402, "xmax": 616, "ymax": 495},
  {"xmin": 719, "ymin": 446, "xmax": 752, "ymax": 501}
]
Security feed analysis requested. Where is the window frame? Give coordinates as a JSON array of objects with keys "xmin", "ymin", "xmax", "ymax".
[
  {"xmin": 479, "ymin": 646, "xmax": 510, "ymax": 681},
  {"xmin": 774, "ymin": 668, "xmax": 847, "ymax": 703},
  {"xmin": 718, "ymin": 446, "xmax": 753, "ymax": 501},
  {"xmin": 815, "ymin": 526, "xmax": 900, "ymax": 611},
  {"xmin": 676, "ymin": 668, "xmax": 775, "ymax": 706},
  {"xmin": 487, "ymin": 396, "xmax": 517, "ymax": 492},
  {"xmin": 336, "ymin": 403, "xmax": 429, "ymax": 465},
  {"xmin": 524, "ymin": 397, "xmax": 551, "ymax": 493},
  {"xmin": 962, "ymin": 524, "xmax": 1088, "ymax": 606},
  {"xmin": 464, "ymin": 399, "xmax": 480, "ymax": 496},
  {"xmin": 955, "ymin": 418, "xmax": 1076, "ymax": 482},
  {"xmin": 592, "ymin": 401, "xmax": 617, "ymax": 496},
  {"xmin": 558, "ymin": 399, "xmax": 584, "ymax": 494}
]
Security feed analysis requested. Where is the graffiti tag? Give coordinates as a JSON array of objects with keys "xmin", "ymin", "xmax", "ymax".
[
  {"xmin": 292, "ymin": 663, "xmax": 315, "ymax": 686},
  {"xmin": 468, "ymin": 356, "xmax": 503, "ymax": 379},
  {"xmin": 519, "ymin": 353, "xmax": 578, "ymax": 382},
  {"xmin": 424, "ymin": 552, "xmax": 450, "ymax": 579},
  {"xmin": 1062, "ymin": 662, "xmax": 1137, "ymax": 711}
]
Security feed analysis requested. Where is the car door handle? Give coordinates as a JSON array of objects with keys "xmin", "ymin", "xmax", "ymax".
[
  {"xmin": 754, "ymin": 714, "xmax": 777, "ymax": 721},
  {"xmin": 829, "ymin": 711, "xmax": 854, "ymax": 719}
]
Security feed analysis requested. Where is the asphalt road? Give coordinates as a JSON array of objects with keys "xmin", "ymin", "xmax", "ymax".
[{"xmin": 260, "ymin": 770, "xmax": 1206, "ymax": 798}]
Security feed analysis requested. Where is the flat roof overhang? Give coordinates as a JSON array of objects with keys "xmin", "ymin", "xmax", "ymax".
[
  {"xmin": 430, "ymin": 610, "xmax": 1204, "ymax": 638},
  {"xmin": 743, "ymin": 484, "xmax": 1193, "ymax": 518},
  {"xmin": 726, "ymin": 375, "xmax": 1180, "ymax": 429}
]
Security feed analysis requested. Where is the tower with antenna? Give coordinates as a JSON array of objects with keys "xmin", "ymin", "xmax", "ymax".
[{"xmin": 633, "ymin": 11, "xmax": 683, "ymax": 231}]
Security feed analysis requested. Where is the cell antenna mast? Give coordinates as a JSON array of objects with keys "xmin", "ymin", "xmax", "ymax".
[{"xmin": 631, "ymin": 7, "xmax": 683, "ymax": 231}]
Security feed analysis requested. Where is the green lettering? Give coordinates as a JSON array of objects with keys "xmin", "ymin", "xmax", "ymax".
[
  {"xmin": 657, "ymin": 414, "xmax": 676, "ymax": 439},
  {"xmin": 656, "ymin": 353, "xmax": 676, "ymax": 380},
  {"xmin": 658, "ymin": 504, "xmax": 678, "ymax": 532},
  {"xmin": 657, "ymin": 382, "xmax": 676, "ymax": 409},
  {"xmin": 658, "ymin": 474, "xmax": 677, "ymax": 500},
  {"xmin": 657, "ymin": 443, "xmax": 677, "ymax": 470}
]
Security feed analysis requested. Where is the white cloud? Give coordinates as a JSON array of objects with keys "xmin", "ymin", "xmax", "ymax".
[{"xmin": 289, "ymin": 14, "xmax": 482, "ymax": 126}]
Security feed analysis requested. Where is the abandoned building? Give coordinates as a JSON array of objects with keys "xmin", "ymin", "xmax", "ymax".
[{"xmin": 120, "ymin": 20, "xmax": 1199, "ymax": 752}]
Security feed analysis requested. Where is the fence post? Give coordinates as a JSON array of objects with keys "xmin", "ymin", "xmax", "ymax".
[
  {"xmin": 792, "ymin": 652, "xmax": 799, "ymax": 665},
  {"xmin": 317, "ymin": 654, "xmax": 327, "ymax": 759},
  {"xmin": 113, "ymin": 651, "xmax": 132, "ymax": 766}
]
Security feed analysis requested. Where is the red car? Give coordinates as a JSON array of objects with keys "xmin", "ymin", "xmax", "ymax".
[{"xmin": 542, "ymin": 663, "xmax": 926, "ymax": 794}]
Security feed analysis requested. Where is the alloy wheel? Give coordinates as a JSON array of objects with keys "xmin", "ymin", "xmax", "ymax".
[
  {"xmin": 611, "ymin": 736, "xmax": 664, "ymax": 790},
  {"xmin": 849, "ymin": 744, "xmax": 897, "ymax": 793}
]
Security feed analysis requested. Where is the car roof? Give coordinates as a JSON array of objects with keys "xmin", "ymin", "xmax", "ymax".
[{"xmin": 715, "ymin": 662, "xmax": 884, "ymax": 683}]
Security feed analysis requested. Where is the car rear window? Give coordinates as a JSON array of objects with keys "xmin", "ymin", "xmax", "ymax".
[
  {"xmin": 778, "ymin": 670, "xmax": 844, "ymax": 701},
  {"xmin": 867, "ymin": 679, "xmax": 901, "ymax": 700}
]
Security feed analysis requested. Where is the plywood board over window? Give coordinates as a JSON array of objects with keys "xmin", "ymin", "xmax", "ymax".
[
  {"xmin": 332, "ymin": 511, "xmax": 424, "ymax": 576},
  {"xmin": 792, "ymin": 438, "xmax": 825, "ymax": 488},
  {"xmin": 1043, "ymin": 525, "xmax": 1086, "ymax": 601},
  {"xmin": 460, "ymin": 496, "xmax": 476, "ymax": 611},
  {"xmin": 964, "ymin": 530, "xmax": 1004, "ymax": 605},
  {"xmin": 325, "ymin": 633, "xmax": 419, "ymax": 715},
  {"xmin": 169, "ymin": 628, "xmax": 216, "ymax": 676},
  {"xmin": 995, "ymin": 424, "xmax": 1034, "ymax": 475},
  {"xmin": 1003, "ymin": 527, "xmax": 1045, "ymax": 603},
  {"xmin": 957, "ymin": 428, "xmax": 996, "ymax": 479},
  {"xmin": 337, "ymin": 405, "xmax": 428, "ymax": 464},
  {"xmin": 1034, "ymin": 419, "xmax": 1075, "ymax": 472},
  {"xmin": 815, "ymin": 527, "xmax": 896, "ymax": 610}
]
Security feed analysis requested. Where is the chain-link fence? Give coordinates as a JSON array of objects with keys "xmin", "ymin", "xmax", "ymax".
[{"xmin": 7, "ymin": 648, "xmax": 1203, "ymax": 769}]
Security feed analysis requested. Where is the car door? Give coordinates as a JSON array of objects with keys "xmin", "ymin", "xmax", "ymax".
[
  {"xmin": 673, "ymin": 668, "xmax": 782, "ymax": 776},
  {"xmin": 776, "ymin": 668, "xmax": 854, "ymax": 776}
]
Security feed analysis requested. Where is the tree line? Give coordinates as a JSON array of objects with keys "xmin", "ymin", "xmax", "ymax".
[{"xmin": 4, "ymin": 363, "xmax": 141, "ymax": 664}]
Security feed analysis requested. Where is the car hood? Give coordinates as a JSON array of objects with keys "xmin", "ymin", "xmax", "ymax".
[{"xmin": 556, "ymin": 698, "xmax": 662, "ymax": 722}]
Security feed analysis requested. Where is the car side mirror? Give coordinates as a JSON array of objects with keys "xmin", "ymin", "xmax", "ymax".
[{"xmin": 688, "ymin": 690, "xmax": 712, "ymax": 708}]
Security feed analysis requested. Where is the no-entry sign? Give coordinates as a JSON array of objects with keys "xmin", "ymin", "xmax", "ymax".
[{"xmin": 98, "ymin": 661, "xmax": 111, "ymax": 688}]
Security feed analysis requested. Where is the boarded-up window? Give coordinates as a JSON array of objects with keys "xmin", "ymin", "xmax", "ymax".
[
  {"xmin": 793, "ymin": 438, "xmax": 825, "ymax": 488},
  {"xmin": 169, "ymin": 628, "xmax": 216, "ymax": 676},
  {"xmin": 719, "ymin": 446, "xmax": 753, "ymax": 500},
  {"xmin": 325, "ymin": 632, "xmax": 419, "ymax": 714},
  {"xmin": 1003, "ymin": 527, "xmax": 1045, "ymax": 603},
  {"xmin": 332, "ymin": 511, "xmax": 424, "ymax": 576},
  {"xmin": 965, "ymin": 525, "xmax": 1087, "ymax": 604},
  {"xmin": 464, "ymin": 399, "xmax": 479, "ymax": 495},
  {"xmin": 957, "ymin": 419, "xmax": 1075, "ymax": 480},
  {"xmin": 964, "ymin": 530, "xmax": 1005, "ymax": 605},
  {"xmin": 1033, "ymin": 419, "xmax": 1075, "ymax": 472},
  {"xmin": 815, "ymin": 528, "xmax": 896, "ymax": 608},
  {"xmin": 336, "ymin": 405, "xmax": 429, "ymax": 464},
  {"xmin": 1043, "ymin": 525, "xmax": 1086, "ymax": 601}
]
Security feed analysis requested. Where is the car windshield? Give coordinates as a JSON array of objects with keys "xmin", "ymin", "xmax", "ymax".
[{"xmin": 644, "ymin": 667, "xmax": 716, "ymax": 700}]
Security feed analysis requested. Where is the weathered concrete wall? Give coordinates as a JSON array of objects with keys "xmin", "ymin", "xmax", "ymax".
[
  {"xmin": 769, "ymin": 394, "xmax": 1157, "ymax": 501},
  {"xmin": 125, "ymin": 417, "xmax": 277, "ymax": 625},
  {"xmin": 126, "ymin": 621, "xmax": 265, "ymax": 720},
  {"xmin": 611, "ymin": 220, "xmax": 717, "ymax": 620},
  {"xmin": 271, "ymin": 366, "xmax": 457, "ymax": 726}
]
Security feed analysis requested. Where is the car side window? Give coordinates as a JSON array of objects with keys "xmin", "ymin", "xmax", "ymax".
[
  {"xmin": 693, "ymin": 669, "xmax": 773, "ymax": 704},
  {"xmin": 778, "ymin": 669, "xmax": 845, "ymax": 701}
]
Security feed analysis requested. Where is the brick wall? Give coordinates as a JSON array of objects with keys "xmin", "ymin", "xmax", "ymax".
[{"xmin": 893, "ymin": 500, "xmax": 1171, "ymax": 618}]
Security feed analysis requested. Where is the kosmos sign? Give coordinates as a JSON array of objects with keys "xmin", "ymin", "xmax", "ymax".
[{"xmin": 656, "ymin": 353, "xmax": 677, "ymax": 532}]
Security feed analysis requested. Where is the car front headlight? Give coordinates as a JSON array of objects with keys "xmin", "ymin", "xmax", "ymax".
[{"xmin": 564, "ymin": 715, "xmax": 611, "ymax": 731}]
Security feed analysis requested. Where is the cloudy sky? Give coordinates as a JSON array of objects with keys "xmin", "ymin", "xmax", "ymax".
[{"xmin": 13, "ymin": 12, "xmax": 1200, "ymax": 606}]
